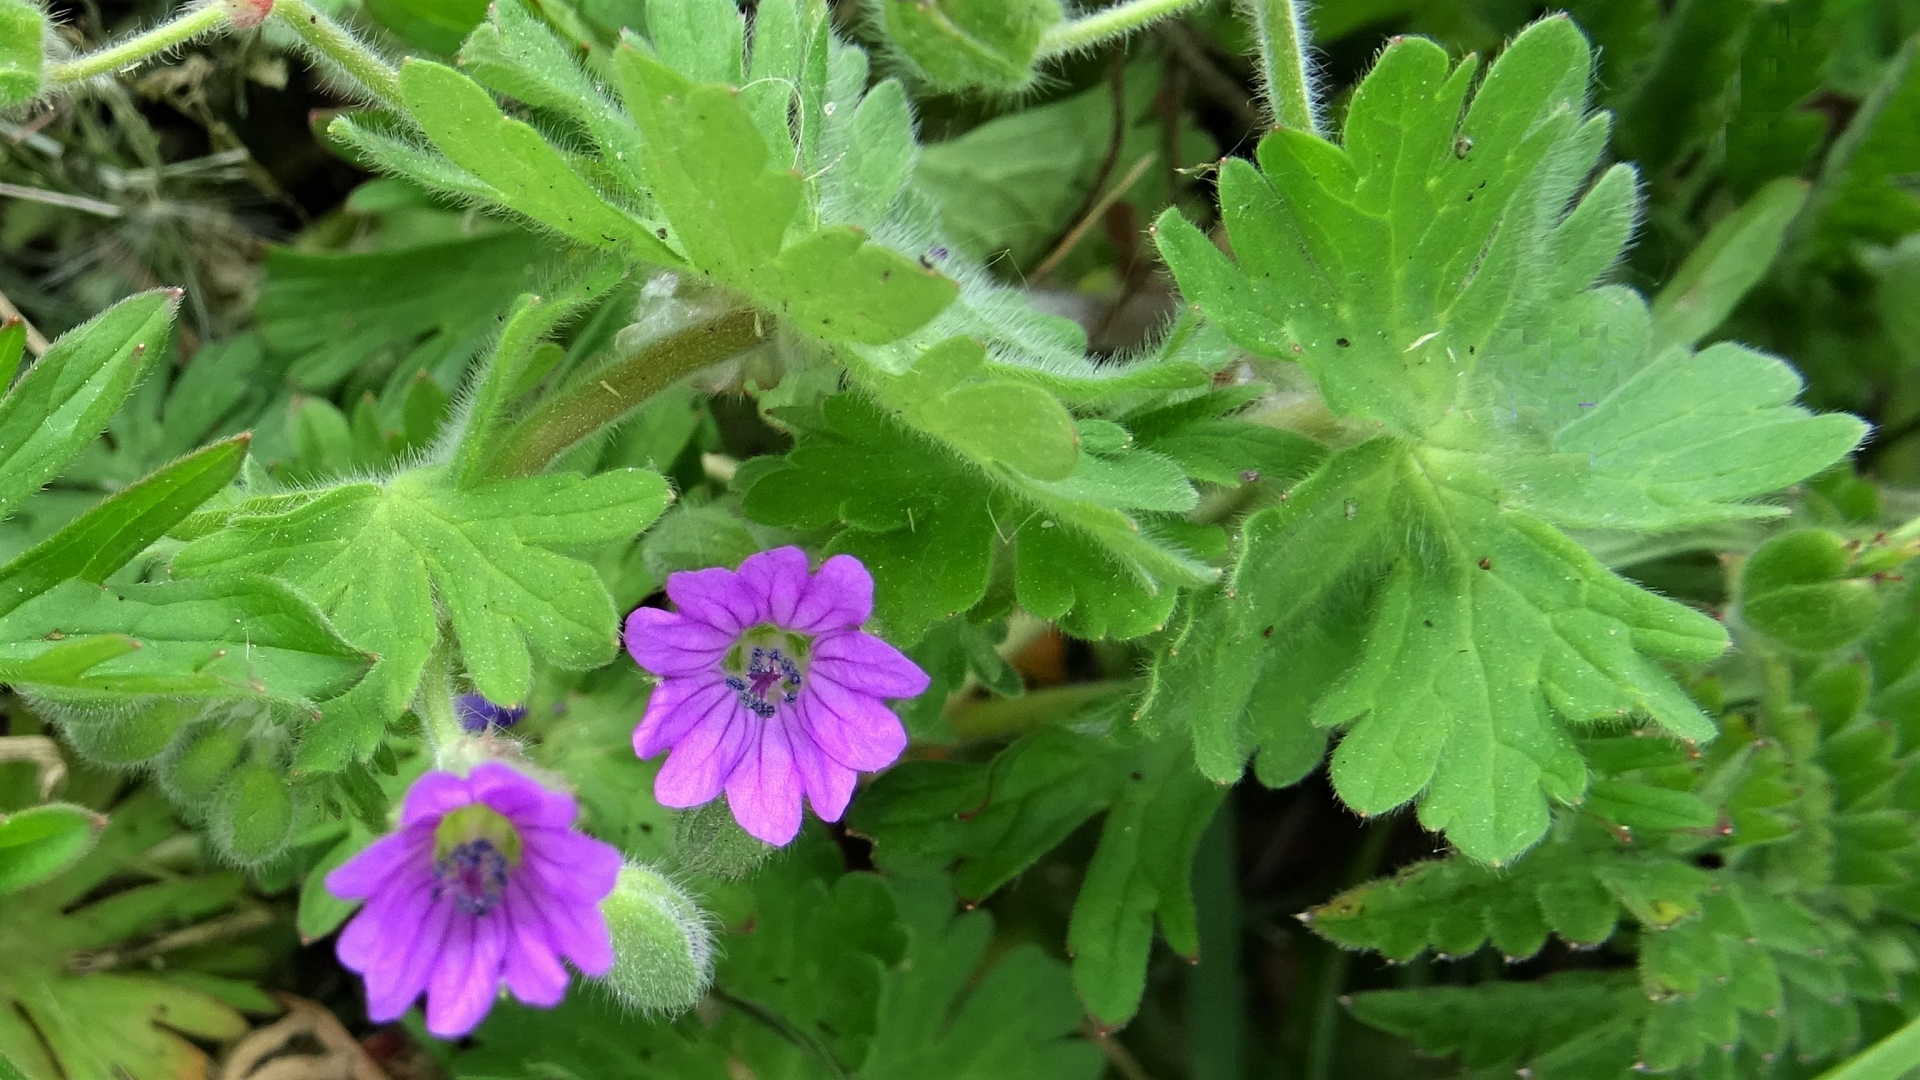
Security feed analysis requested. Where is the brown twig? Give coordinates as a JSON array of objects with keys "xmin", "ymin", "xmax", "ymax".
[{"xmin": 1031, "ymin": 153, "xmax": 1159, "ymax": 281}]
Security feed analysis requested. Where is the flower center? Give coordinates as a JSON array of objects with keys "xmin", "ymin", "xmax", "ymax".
[
  {"xmin": 725, "ymin": 627, "xmax": 809, "ymax": 719},
  {"xmin": 431, "ymin": 804, "xmax": 521, "ymax": 916}
]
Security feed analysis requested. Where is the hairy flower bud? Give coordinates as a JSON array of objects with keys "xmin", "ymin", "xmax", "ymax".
[
  {"xmin": 600, "ymin": 863, "xmax": 714, "ymax": 1014},
  {"xmin": 673, "ymin": 799, "xmax": 772, "ymax": 880},
  {"xmin": 163, "ymin": 723, "xmax": 247, "ymax": 803},
  {"xmin": 218, "ymin": 762, "xmax": 296, "ymax": 865},
  {"xmin": 57, "ymin": 700, "xmax": 197, "ymax": 767}
]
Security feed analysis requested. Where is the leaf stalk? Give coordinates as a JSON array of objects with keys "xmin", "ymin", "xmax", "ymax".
[
  {"xmin": 1036, "ymin": 0, "xmax": 1213, "ymax": 60},
  {"xmin": 490, "ymin": 308, "xmax": 766, "ymax": 478},
  {"xmin": 271, "ymin": 0, "xmax": 402, "ymax": 109},
  {"xmin": 44, "ymin": 3, "xmax": 230, "ymax": 88}
]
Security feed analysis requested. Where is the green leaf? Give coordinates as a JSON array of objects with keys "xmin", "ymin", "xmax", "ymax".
[
  {"xmin": 172, "ymin": 467, "xmax": 669, "ymax": 768},
  {"xmin": 0, "ymin": 435, "xmax": 248, "ymax": 618},
  {"xmin": 0, "ymin": 290, "xmax": 177, "ymax": 521},
  {"xmin": 1158, "ymin": 18, "xmax": 1614, "ymax": 436},
  {"xmin": 863, "ymin": 877, "xmax": 1102, "ymax": 1080},
  {"xmin": 611, "ymin": 46, "xmax": 957, "ymax": 344},
  {"xmin": 1612, "ymin": 0, "xmax": 1753, "ymax": 175},
  {"xmin": 1808, "ymin": 32, "xmax": 1920, "ymax": 252},
  {"xmin": 0, "ymin": 786, "xmax": 258, "ymax": 1080},
  {"xmin": 718, "ymin": 862, "xmax": 907, "ymax": 1071},
  {"xmin": 1652, "ymin": 178, "xmax": 1809, "ymax": 350},
  {"xmin": 851, "ymin": 727, "xmax": 1133, "ymax": 900},
  {"xmin": 0, "ymin": 575, "xmax": 372, "ymax": 705},
  {"xmin": 256, "ymin": 231, "xmax": 545, "ymax": 392},
  {"xmin": 744, "ymin": 395, "xmax": 1212, "ymax": 642},
  {"xmin": 398, "ymin": 60, "xmax": 680, "ymax": 263},
  {"xmin": 878, "ymin": 0, "xmax": 1059, "ymax": 92},
  {"xmin": 1488, "ymin": 325, "xmax": 1869, "ymax": 533},
  {"xmin": 0, "ymin": 804, "xmax": 101, "ymax": 895},
  {"xmin": 1142, "ymin": 439, "xmax": 1729, "ymax": 863},
  {"xmin": 1067, "ymin": 736, "xmax": 1224, "ymax": 1028}
]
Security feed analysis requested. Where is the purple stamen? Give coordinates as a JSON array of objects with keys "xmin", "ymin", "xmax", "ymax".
[
  {"xmin": 725, "ymin": 645, "xmax": 802, "ymax": 719},
  {"xmin": 433, "ymin": 839, "xmax": 509, "ymax": 916}
]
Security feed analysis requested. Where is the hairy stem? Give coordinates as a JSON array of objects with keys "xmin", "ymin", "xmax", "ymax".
[
  {"xmin": 271, "ymin": 0, "xmax": 402, "ymax": 109},
  {"xmin": 490, "ymin": 308, "xmax": 766, "ymax": 478},
  {"xmin": 1244, "ymin": 0, "xmax": 1321, "ymax": 133},
  {"xmin": 417, "ymin": 638, "xmax": 466, "ymax": 762},
  {"xmin": 45, "ymin": 3, "xmax": 230, "ymax": 87},
  {"xmin": 1035, "ymin": 0, "xmax": 1212, "ymax": 60}
]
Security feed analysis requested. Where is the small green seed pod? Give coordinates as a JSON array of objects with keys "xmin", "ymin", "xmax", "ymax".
[
  {"xmin": 164, "ymin": 724, "xmax": 248, "ymax": 803},
  {"xmin": 601, "ymin": 864, "xmax": 714, "ymax": 1014},
  {"xmin": 217, "ymin": 763, "xmax": 295, "ymax": 865}
]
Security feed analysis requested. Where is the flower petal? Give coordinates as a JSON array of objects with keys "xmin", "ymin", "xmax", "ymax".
[
  {"xmin": 654, "ymin": 705, "xmax": 753, "ymax": 808},
  {"xmin": 725, "ymin": 720, "xmax": 804, "ymax": 845},
  {"xmin": 737, "ymin": 547, "xmax": 810, "ymax": 628},
  {"xmin": 426, "ymin": 913, "xmax": 504, "ymax": 1039},
  {"xmin": 363, "ymin": 889, "xmax": 451, "ymax": 1023},
  {"xmin": 501, "ymin": 883, "xmax": 570, "ymax": 1007},
  {"xmin": 521, "ymin": 827, "xmax": 622, "ymax": 902},
  {"xmin": 667, "ymin": 566, "xmax": 764, "ymax": 634},
  {"xmin": 400, "ymin": 771, "xmax": 474, "ymax": 826},
  {"xmin": 471, "ymin": 762, "xmax": 577, "ymax": 830},
  {"xmin": 325, "ymin": 827, "xmax": 430, "ymax": 902},
  {"xmin": 810, "ymin": 631, "xmax": 931, "ymax": 699},
  {"xmin": 791, "ymin": 732, "xmax": 858, "ymax": 822},
  {"xmin": 625, "ymin": 607, "xmax": 735, "ymax": 677},
  {"xmin": 795, "ymin": 677, "xmax": 908, "ymax": 772},
  {"xmin": 543, "ymin": 890, "xmax": 614, "ymax": 976},
  {"xmin": 634, "ymin": 676, "xmax": 737, "ymax": 760},
  {"xmin": 787, "ymin": 554, "xmax": 873, "ymax": 633}
]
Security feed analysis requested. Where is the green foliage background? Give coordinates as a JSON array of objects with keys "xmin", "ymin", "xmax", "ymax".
[{"xmin": 3, "ymin": 0, "xmax": 1920, "ymax": 1077}]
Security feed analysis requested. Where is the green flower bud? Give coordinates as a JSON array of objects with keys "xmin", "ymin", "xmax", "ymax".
[
  {"xmin": 0, "ymin": 0, "xmax": 44, "ymax": 108},
  {"xmin": 877, "ymin": 0, "xmax": 1063, "ymax": 93},
  {"xmin": 218, "ymin": 762, "xmax": 295, "ymax": 865},
  {"xmin": 58, "ymin": 700, "xmax": 199, "ymax": 767},
  {"xmin": 600, "ymin": 864, "xmax": 714, "ymax": 1014},
  {"xmin": 673, "ymin": 799, "xmax": 772, "ymax": 880},
  {"xmin": 164, "ymin": 723, "xmax": 248, "ymax": 803},
  {"xmin": 1741, "ymin": 529, "xmax": 1882, "ymax": 652}
]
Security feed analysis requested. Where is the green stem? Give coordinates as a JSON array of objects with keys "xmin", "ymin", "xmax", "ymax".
[
  {"xmin": 946, "ymin": 681, "xmax": 1130, "ymax": 741},
  {"xmin": 45, "ymin": 3, "xmax": 230, "ymax": 87},
  {"xmin": 1304, "ymin": 819, "xmax": 1394, "ymax": 1080},
  {"xmin": 1815, "ymin": 1014, "xmax": 1920, "ymax": 1080},
  {"xmin": 1186, "ymin": 802, "xmax": 1245, "ymax": 1080},
  {"xmin": 1243, "ymin": 0, "xmax": 1320, "ymax": 134},
  {"xmin": 417, "ymin": 637, "xmax": 466, "ymax": 760},
  {"xmin": 271, "ymin": 0, "xmax": 402, "ymax": 110},
  {"xmin": 1035, "ymin": 0, "xmax": 1213, "ymax": 60},
  {"xmin": 491, "ymin": 308, "xmax": 766, "ymax": 478}
]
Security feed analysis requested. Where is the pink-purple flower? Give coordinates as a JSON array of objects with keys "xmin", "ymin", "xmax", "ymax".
[
  {"xmin": 325, "ymin": 762, "xmax": 620, "ymax": 1038},
  {"xmin": 624, "ymin": 547, "xmax": 930, "ymax": 845}
]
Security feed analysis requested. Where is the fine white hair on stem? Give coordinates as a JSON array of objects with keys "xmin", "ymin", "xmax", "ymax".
[{"xmin": 1239, "ymin": 0, "xmax": 1324, "ymax": 135}]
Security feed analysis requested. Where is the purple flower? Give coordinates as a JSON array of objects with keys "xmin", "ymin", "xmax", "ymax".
[
  {"xmin": 624, "ymin": 547, "xmax": 930, "ymax": 846},
  {"xmin": 325, "ymin": 762, "xmax": 620, "ymax": 1038},
  {"xmin": 456, "ymin": 693, "xmax": 528, "ymax": 732}
]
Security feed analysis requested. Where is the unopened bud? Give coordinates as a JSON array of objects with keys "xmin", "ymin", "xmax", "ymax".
[
  {"xmin": 218, "ymin": 761, "xmax": 295, "ymax": 865},
  {"xmin": 164, "ymin": 723, "xmax": 246, "ymax": 802},
  {"xmin": 673, "ymin": 799, "xmax": 772, "ymax": 880},
  {"xmin": 600, "ymin": 864, "xmax": 714, "ymax": 1014}
]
